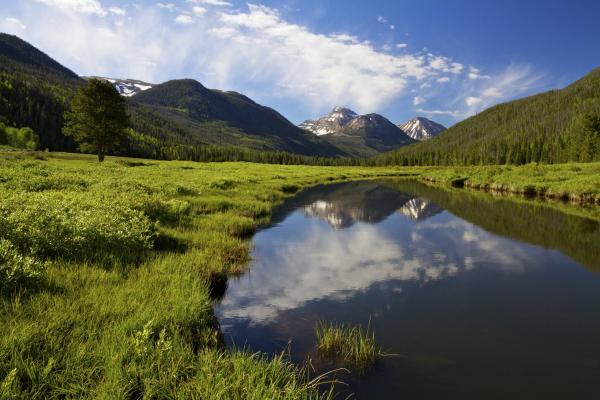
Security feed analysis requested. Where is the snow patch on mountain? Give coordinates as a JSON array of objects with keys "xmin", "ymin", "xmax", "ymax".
[
  {"xmin": 83, "ymin": 76, "xmax": 155, "ymax": 97},
  {"xmin": 299, "ymin": 106, "xmax": 358, "ymax": 136},
  {"xmin": 398, "ymin": 117, "xmax": 446, "ymax": 141}
]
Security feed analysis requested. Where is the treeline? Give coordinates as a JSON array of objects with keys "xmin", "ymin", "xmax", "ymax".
[
  {"xmin": 372, "ymin": 68, "xmax": 600, "ymax": 166},
  {"xmin": 126, "ymin": 130, "xmax": 363, "ymax": 166}
]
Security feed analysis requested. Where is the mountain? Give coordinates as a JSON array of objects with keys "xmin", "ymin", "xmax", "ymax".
[
  {"xmin": 397, "ymin": 198, "xmax": 443, "ymax": 221},
  {"xmin": 0, "ymin": 34, "xmax": 344, "ymax": 157},
  {"xmin": 84, "ymin": 77, "xmax": 155, "ymax": 97},
  {"xmin": 374, "ymin": 68, "xmax": 600, "ymax": 165},
  {"xmin": 0, "ymin": 33, "xmax": 84, "ymax": 150},
  {"xmin": 398, "ymin": 117, "xmax": 446, "ymax": 141},
  {"xmin": 299, "ymin": 106, "xmax": 358, "ymax": 135},
  {"xmin": 130, "ymin": 79, "xmax": 345, "ymax": 156},
  {"xmin": 300, "ymin": 107, "xmax": 415, "ymax": 157}
]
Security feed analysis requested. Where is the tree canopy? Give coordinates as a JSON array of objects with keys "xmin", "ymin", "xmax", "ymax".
[{"xmin": 63, "ymin": 79, "xmax": 129, "ymax": 161}]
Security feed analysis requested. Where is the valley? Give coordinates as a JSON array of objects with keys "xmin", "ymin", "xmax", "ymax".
[{"xmin": 1, "ymin": 3, "xmax": 599, "ymax": 398}]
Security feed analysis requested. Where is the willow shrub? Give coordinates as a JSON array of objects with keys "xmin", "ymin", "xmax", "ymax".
[
  {"xmin": 0, "ymin": 239, "xmax": 45, "ymax": 292},
  {"xmin": 0, "ymin": 192, "xmax": 155, "ymax": 263}
]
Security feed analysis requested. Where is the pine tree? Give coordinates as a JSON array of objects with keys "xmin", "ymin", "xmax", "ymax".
[{"xmin": 63, "ymin": 79, "xmax": 129, "ymax": 162}]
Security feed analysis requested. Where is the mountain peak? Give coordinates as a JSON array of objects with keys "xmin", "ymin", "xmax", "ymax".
[
  {"xmin": 300, "ymin": 106, "xmax": 358, "ymax": 136},
  {"xmin": 398, "ymin": 117, "xmax": 446, "ymax": 141}
]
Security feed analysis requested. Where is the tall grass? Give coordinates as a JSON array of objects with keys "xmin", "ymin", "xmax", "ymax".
[
  {"xmin": 0, "ymin": 149, "xmax": 401, "ymax": 398},
  {"xmin": 315, "ymin": 321, "xmax": 379, "ymax": 374}
]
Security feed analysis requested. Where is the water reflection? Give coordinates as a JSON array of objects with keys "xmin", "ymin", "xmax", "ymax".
[
  {"xmin": 218, "ymin": 182, "xmax": 540, "ymax": 325},
  {"xmin": 216, "ymin": 180, "xmax": 600, "ymax": 399}
]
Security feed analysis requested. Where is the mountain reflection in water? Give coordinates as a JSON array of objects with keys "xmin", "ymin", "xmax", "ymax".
[{"xmin": 216, "ymin": 180, "xmax": 600, "ymax": 399}]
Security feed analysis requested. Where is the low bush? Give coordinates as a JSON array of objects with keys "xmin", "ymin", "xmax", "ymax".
[
  {"xmin": 0, "ymin": 192, "xmax": 155, "ymax": 263},
  {"xmin": 0, "ymin": 239, "xmax": 45, "ymax": 292}
]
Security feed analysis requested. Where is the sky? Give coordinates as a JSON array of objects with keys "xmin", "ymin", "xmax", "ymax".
[{"xmin": 1, "ymin": 0, "xmax": 599, "ymax": 127}]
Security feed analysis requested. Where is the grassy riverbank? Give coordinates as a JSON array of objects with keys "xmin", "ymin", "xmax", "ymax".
[
  {"xmin": 0, "ymin": 149, "xmax": 406, "ymax": 399},
  {"xmin": 1, "ymin": 148, "xmax": 599, "ymax": 398},
  {"xmin": 419, "ymin": 162, "xmax": 600, "ymax": 204}
]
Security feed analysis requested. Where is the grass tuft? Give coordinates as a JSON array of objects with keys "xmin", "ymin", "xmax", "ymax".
[{"xmin": 315, "ymin": 321, "xmax": 379, "ymax": 374}]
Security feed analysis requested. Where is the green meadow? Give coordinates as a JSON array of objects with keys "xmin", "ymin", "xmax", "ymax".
[
  {"xmin": 1, "ymin": 148, "xmax": 600, "ymax": 398},
  {"xmin": 0, "ymin": 149, "xmax": 407, "ymax": 399}
]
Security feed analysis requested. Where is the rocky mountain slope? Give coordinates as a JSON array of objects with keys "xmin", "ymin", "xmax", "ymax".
[
  {"xmin": 399, "ymin": 117, "xmax": 446, "ymax": 140},
  {"xmin": 300, "ymin": 107, "xmax": 415, "ymax": 156}
]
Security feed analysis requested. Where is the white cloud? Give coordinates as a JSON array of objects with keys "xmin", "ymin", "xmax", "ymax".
[
  {"xmin": 468, "ymin": 66, "xmax": 490, "ymax": 80},
  {"xmin": 3, "ymin": 2, "xmax": 543, "ymax": 122},
  {"xmin": 377, "ymin": 15, "xmax": 387, "ymax": 23},
  {"xmin": 413, "ymin": 96, "xmax": 426, "ymax": 105},
  {"xmin": 175, "ymin": 14, "xmax": 194, "ymax": 24},
  {"xmin": 109, "ymin": 6, "xmax": 126, "ymax": 16},
  {"xmin": 34, "ymin": 0, "xmax": 106, "ymax": 16},
  {"xmin": 465, "ymin": 96, "xmax": 483, "ymax": 106},
  {"xmin": 389, "ymin": 24, "xmax": 395, "ymax": 30},
  {"xmin": 188, "ymin": 0, "xmax": 232, "ymax": 6},
  {"xmin": 192, "ymin": 6, "xmax": 207, "ymax": 16},
  {"xmin": 156, "ymin": 2, "xmax": 176, "ymax": 10},
  {"xmin": 417, "ymin": 108, "xmax": 463, "ymax": 117},
  {"xmin": 218, "ymin": 202, "xmax": 536, "ymax": 325},
  {"xmin": 5, "ymin": 17, "xmax": 26, "ymax": 30},
  {"xmin": 211, "ymin": 4, "xmax": 472, "ymax": 112}
]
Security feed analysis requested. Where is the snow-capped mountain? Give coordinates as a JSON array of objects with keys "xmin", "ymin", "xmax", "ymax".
[
  {"xmin": 397, "ymin": 198, "xmax": 443, "ymax": 221},
  {"xmin": 300, "ymin": 106, "xmax": 415, "ymax": 156},
  {"xmin": 398, "ymin": 117, "xmax": 446, "ymax": 141},
  {"xmin": 83, "ymin": 76, "xmax": 155, "ymax": 97},
  {"xmin": 299, "ymin": 106, "xmax": 358, "ymax": 136}
]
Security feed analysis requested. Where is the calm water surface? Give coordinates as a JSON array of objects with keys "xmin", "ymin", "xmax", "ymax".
[{"xmin": 215, "ymin": 180, "xmax": 600, "ymax": 399}]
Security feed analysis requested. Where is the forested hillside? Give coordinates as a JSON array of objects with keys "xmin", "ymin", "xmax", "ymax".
[
  {"xmin": 130, "ymin": 79, "xmax": 345, "ymax": 156},
  {"xmin": 373, "ymin": 68, "xmax": 600, "ymax": 166},
  {"xmin": 0, "ymin": 33, "xmax": 83, "ymax": 150},
  {"xmin": 0, "ymin": 34, "xmax": 345, "ymax": 159}
]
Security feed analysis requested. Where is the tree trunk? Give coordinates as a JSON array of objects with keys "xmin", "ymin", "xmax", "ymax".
[{"xmin": 98, "ymin": 151, "xmax": 105, "ymax": 162}]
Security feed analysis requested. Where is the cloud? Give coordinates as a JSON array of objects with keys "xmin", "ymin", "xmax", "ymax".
[
  {"xmin": 413, "ymin": 96, "xmax": 426, "ymax": 105},
  {"xmin": 34, "ymin": 0, "xmax": 106, "ymax": 16},
  {"xmin": 5, "ymin": 17, "xmax": 26, "ymax": 30},
  {"xmin": 188, "ymin": 0, "xmax": 232, "ymax": 6},
  {"xmin": 211, "ymin": 4, "xmax": 475, "ymax": 112},
  {"xmin": 175, "ymin": 14, "xmax": 194, "ymax": 24},
  {"xmin": 468, "ymin": 66, "xmax": 490, "ymax": 80},
  {"xmin": 417, "ymin": 108, "xmax": 463, "ymax": 117},
  {"xmin": 192, "ymin": 6, "xmax": 207, "ymax": 16},
  {"xmin": 218, "ymin": 203, "xmax": 536, "ymax": 325},
  {"xmin": 156, "ymin": 2, "xmax": 176, "ymax": 10},
  {"xmin": 2, "ymin": 1, "xmax": 544, "ymax": 122},
  {"xmin": 108, "ymin": 6, "xmax": 126, "ymax": 16},
  {"xmin": 377, "ymin": 15, "xmax": 387, "ymax": 23},
  {"xmin": 465, "ymin": 96, "xmax": 483, "ymax": 106}
]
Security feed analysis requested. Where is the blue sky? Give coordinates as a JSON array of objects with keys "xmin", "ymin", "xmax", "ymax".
[{"xmin": 1, "ymin": 0, "xmax": 599, "ymax": 127}]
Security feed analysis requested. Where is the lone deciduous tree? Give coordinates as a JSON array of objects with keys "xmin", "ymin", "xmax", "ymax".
[{"xmin": 64, "ymin": 79, "xmax": 129, "ymax": 162}]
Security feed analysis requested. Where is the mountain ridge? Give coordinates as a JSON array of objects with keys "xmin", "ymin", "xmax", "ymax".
[
  {"xmin": 399, "ymin": 117, "xmax": 446, "ymax": 141},
  {"xmin": 300, "ymin": 106, "xmax": 415, "ymax": 156}
]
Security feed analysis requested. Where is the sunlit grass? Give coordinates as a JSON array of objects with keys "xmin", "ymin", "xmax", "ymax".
[
  {"xmin": 315, "ymin": 321, "xmax": 379, "ymax": 374},
  {"xmin": 0, "ymin": 149, "xmax": 402, "ymax": 398}
]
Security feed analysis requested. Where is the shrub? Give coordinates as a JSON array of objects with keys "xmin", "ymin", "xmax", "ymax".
[
  {"xmin": 0, "ymin": 239, "xmax": 45, "ymax": 291},
  {"xmin": 0, "ymin": 192, "xmax": 155, "ymax": 263}
]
